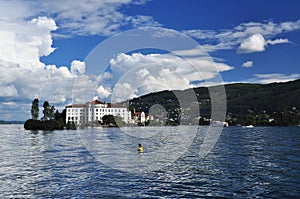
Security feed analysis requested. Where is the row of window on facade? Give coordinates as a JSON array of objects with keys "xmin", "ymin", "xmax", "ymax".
[
  {"xmin": 68, "ymin": 115, "xmax": 124, "ymax": 122},
  {"xmin": 67, "ymin": 108, "xmax": 125, "ymax": 113},
  {"xmin": 67, "ymin": 112, "xmax": 128, "ymax": 118}
]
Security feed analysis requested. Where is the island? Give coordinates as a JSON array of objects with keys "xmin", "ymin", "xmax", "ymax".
[{"xmin": 24, "ymin": 99, "xmax": 71, "ymax": 131}]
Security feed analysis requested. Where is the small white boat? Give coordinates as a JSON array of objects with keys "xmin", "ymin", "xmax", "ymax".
[
  {"xmin": 211, "ymin": 121, "xmax": 229, "ymax": 127},
  {"xmin": 242, "ymin": 125, "xmax": 254, "ymax": 128}
]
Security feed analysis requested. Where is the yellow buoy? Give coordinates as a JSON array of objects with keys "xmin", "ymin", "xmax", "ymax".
[{"xmin": 138, "ymin": 144, "xmax": 143, "ymax": 153}]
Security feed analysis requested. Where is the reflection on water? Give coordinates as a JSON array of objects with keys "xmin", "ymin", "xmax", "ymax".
[{"xmin": 0, "ymin": 125, "xmax": 299, "ymax": 198}]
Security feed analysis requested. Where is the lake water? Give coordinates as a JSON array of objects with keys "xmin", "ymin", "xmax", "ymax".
[{"xmin": 0, "ymin": 125, "xmax": 299, "ymax": 198}]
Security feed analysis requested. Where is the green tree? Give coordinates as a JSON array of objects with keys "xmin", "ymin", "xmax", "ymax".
[
  {"xmin": 31, "ymin": 98, "xmax": 39, "ymax": 120},
  {"xmin": 102, "ymin": 114, "xmax": 124, "ymax": 127},
  {"xmin": 102, "ymin": 115, "xmax": 115, "ymax": 126},
  {"xmin": 42, "ymin": 101, "xmax": 51, "ymax": 120},
  {"xmin": 54, "ymin": 110, "xmax": 61, "ymax": 121},
  {"xmin": 49, "ymin": 105, "xmax": 55, "ymax": 120}
]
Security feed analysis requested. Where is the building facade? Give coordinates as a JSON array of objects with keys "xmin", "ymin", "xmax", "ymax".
[{"xmin": 66, "ymin": 99, "xmax": 131, "ymax": 125}]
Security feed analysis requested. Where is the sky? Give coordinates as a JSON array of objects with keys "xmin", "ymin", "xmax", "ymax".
[{"xmin": 0, "ymin": 0, "xmax": 299, "ymax": 121}]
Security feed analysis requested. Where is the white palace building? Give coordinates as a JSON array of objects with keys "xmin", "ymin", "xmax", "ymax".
[{"xmin": 65, "ymin": 98, "xmax": 131, "ymax": 125}]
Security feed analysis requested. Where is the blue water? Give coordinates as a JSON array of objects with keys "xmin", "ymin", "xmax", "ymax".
[{"xmin": 0, "ymin": 125, "xmax": 299, "ymax": 198}]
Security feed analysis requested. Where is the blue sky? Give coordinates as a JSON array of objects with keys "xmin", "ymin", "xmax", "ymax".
[
  {"xmin": 42, "ymin": 0, "xmax": 300, "ymax": 82},
  {"xmin": 0, "ymin": 0, "xmax": 299, "ymax": 120}
]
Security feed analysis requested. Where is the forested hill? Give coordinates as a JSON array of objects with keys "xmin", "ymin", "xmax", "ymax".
[{"xmin": 128, "ymin": 79, "xmax": 300, "ymax": 126}]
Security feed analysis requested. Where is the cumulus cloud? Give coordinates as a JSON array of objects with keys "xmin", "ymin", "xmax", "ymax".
[
  {"xmin": 238, "ymin": 34, "xmax": 266, "ymax": 53},
  {"xmin": 242, "ymin": 61, "xmax": 253, "ymax": 68},
  {"xmin": 0, "ymin": 16, "xmax": 57, "ymax": 69},
  {"xmin": 112, "ymin": 83, "xmax": 139, "ymax": 102},
  {"xmin": 101, "ymin": 51, "xmax": 233, "ymax": 102},
  {"xmin": 137, "ymin": 68, "xmax": 150, "ymax": 78},
  {"xmin": 237, "ymin": 34, "xmax": 291, "ymax": 53},
  {"xmin": 0, "ymin": 14, "xmax": 91, "ymax": 120},
  {"xmin": 71, "ymin": 60, "xmax": 86, "ymax": 74},
  {"xmin": 97, "ymin": 85, "xmax": 111, "ymax": 99}
]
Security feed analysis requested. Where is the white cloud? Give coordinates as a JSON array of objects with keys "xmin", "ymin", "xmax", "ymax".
[
  {"xmin": 0, "ymin": 13, "xmax": 92, "ymax": 120},
  {"xmin": 97, "ymin": 85, "xmax": 111, "ymax": 99},
  {"xmin": 238, "ymin": 34, "xmax": 290, "ymax": 54},
  {"xmin": 242, "ymin": 61, "xmax": 253, "ymax": 68},
  {"xmin": 184, "ymin": 19, "xmax": 300, "ymax": 53},
  {"xmin": 102, "ymin": 72, "xmax": 113, "ymax": 79},
  {"xmin": 112, "ymin": 82, "xmax": 139, "ymax": 102},
  {"xmin": 182, "ymin": 29, "xmax": 217, "ymax": 40},
  {"xmin": 0, "ymin": 16, "xmax": 57, "ymax": 70},
  {"xmin": 130, "ymin": 15, "xmax": 161, "ymax": 28},
  {"xmin": 36, "ymin": 0, "xmax": 160, "ymax": 36},
  {"xmin": 104, "ymin": 51, "xmax": 233, "ymax": 102},
  {"xmin": 0, "ymin": 0, "xmax": 34, "ymax": 21},
  {"xmin": 71, "ymin": 60, "xmax": 86, "ymax": 74},
  {"xmin": 266, "ymin": 38, "xmax": 290, "ymax": 45},
  {"xmin": 0, "ymin": 0, "xmax": 160, "ymax": 37},
  {"xmin": 238, "ymin": 34, "xmax": 266, "ymax": 53},
  {"xmin": 136, "ymin": 68, "xmax": 150, "ymax": 78},
  {"xmin": 0, "ymin": 85, "xmax": 18, "ymax": 97},
  {"xmin": 252, "ymin": 73, "xmax": 300, "ymax": 84}
]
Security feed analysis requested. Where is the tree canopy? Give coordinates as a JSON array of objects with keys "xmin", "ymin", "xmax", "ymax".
[
  {"xmin": 25, "ymin": 99, "xmax": 68, "ymax": 130},
  {"xmin": 129, "ymin": 79, "xmax": 300, "ymax": 126},
  {"xmin": 31, "ymin": 98, "xmax": 39, "ymax": 120}
]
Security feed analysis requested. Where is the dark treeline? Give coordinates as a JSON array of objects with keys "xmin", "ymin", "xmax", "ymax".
[
  {"xmin": 24, "ymin": 99, "xmax": 69, "ymax": 130},
  {"xmin": 129, "ymin": 79, "xmax": 300, "ymax": 126}
]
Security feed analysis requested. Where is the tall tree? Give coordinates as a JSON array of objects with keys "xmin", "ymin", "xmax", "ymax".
[
  {"xmin": 31, "ymin": 98, "xmax": 39, "ymax": 120},
  {"xmin": 42, "ymin": 101, "xmax": 51, "ymax": 120},
  {"xmin": 54, "ymin": 110, "xmax": 61, "ymax": 121},
  {"xmin": 49, "ymin": 105, "xmax": 55, "ymax": 120}
]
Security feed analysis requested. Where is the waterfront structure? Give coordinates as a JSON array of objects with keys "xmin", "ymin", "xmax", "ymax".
[
  {"xmin": 132, "ymin": 111, "xmax": 146, "ymax": 124},
  {"xmin": 66, "ymin": 98, "xmax": 131, "ymax": 125}
]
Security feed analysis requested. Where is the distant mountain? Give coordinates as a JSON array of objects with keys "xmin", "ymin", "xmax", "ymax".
[
  {"xmin": 128, "ymin": 79, "xmax": 300, "ymax": 126},
  {"xmin": 0, "ymin": 120, "xmax": 24, "ymax": 124}
]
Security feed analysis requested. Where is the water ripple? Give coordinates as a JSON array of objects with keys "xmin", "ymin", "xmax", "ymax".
[{"xmin": 0, "ymin": 125, "xmax": 299, "ymax": 198}]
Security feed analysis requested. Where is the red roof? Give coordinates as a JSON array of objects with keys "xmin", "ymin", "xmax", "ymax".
[
  {"xmin": 86, "ymin": 99, "xmax": 105, "ymax": 105},
  {"xmin": 66, "ymin": 104, "xmax": 85, "ymax": 108},
  {"xmin": 66, "ymin": 99, "xmax": 125, "ymax": 108}
]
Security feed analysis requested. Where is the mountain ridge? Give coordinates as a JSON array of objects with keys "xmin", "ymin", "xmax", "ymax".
[{"xmin": 128, "ymin": 79, "xmax": 300, "ymax": 126}]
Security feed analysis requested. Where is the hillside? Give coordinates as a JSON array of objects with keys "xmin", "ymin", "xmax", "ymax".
[{"xmin": 128, "ymin": 79, "xmax": 300, "ymax": 126}]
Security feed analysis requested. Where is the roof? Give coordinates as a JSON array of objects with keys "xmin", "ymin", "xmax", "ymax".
[
  {"xmin": 66, "ymin": 99, "xmax": 124, "ymax": 108},
  {"xmin": 86, "ymin": 99, "xmax": 105, "ymax": 105},
  {"xmin": 66, "ymin": 104, "xmax": 85, "ymax": 108}
]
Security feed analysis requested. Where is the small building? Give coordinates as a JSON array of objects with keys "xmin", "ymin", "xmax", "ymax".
[
  {"xmin": 132, "ymin": 111, "xmax": 147, "ymax": 124},
  {"xmin": 66, "ymin": 98, "xmax": 131, "ymax": 125}
]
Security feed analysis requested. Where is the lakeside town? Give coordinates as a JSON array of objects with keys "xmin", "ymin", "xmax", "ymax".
[{"xmin": 23, "ymin": 79, "xmax": 300, "ymax": 130}]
